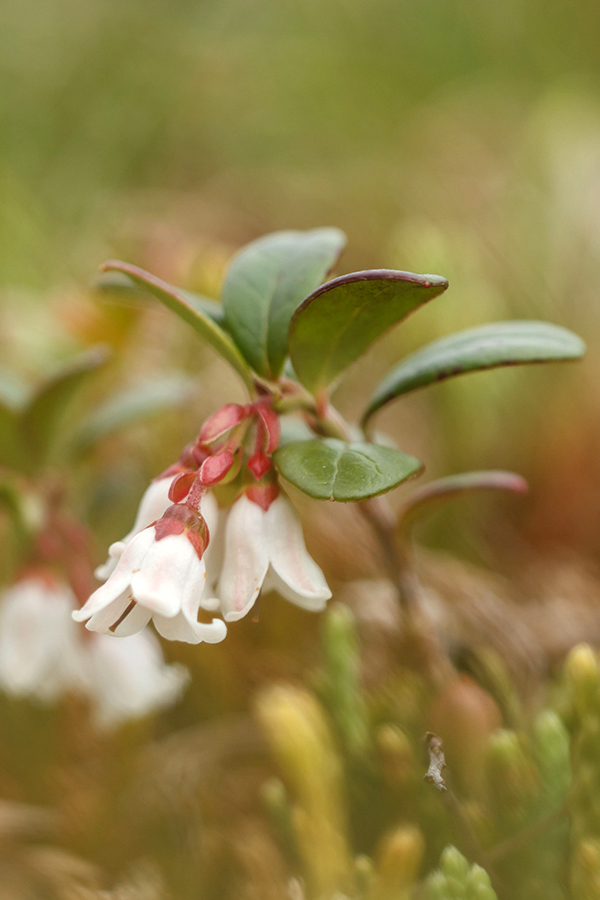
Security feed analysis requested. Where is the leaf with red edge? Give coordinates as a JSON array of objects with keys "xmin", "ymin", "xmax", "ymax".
[
  {"xmin": 398, "ymin": 470, "xmax": 528, "ymax": 532},
  {"xmin": 289, "ymin": 269, "xmax": 448, "ymax": 394}
]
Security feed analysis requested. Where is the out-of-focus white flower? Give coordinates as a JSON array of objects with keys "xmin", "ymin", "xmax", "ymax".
[
  {"xmin": 0, "ymin": 577, "xmax": 87, "ymax": 701},
  {"xmin": 85, "ymin": 629, "xmax": 188, "ymax": 728},
  {"xmin": 218, "ymin": 493, "xmax": 331, "ymax": 622},
  {"xmin": 95, "ymin": 476, "xmax": 175, "ymax": 581},
  {"xmin": 0, "ymin": 575, "xmax": 188, "ymax": 728},
  {"xmin": 75, "ymin": 502, "xmax": 226, "ymax": 644}
]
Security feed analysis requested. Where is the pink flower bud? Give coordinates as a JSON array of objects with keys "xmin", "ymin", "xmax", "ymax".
[
  {"xmin": 200, "ymin": 450, "xmax": 235, "ymax": 487},
  {"xmin": 199, "ymin": 404, "xmax": 248, "ymax": 443},
  {"xmin": 257, "ymin": 405, "xmax": 280, "ymax": 453},
  {"xmin": 168, "ymin": 471, "xmax": 197, "ymax": 504}
]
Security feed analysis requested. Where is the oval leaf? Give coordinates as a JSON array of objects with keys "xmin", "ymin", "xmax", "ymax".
[
  {"xmin": 398, "ymin": 470, "xmax": 528, "ymax": 531},
  {"xmin": 364, "ymin": 321, "xmax": 586, "ymax": 422},
  {"xmin": 20, "ymin": 346, "xmax": 110, "ymax": 465},
  {"xmin": 72, "ymin": 374, "xmax": 194, "ymax": 455},
  {"xmin": 289, "ymin": 269, "xmax": 449, "ymax": 394},
  {"xmin": 222, "ymin": 228, "xmax": 347, "ymax": 378},
  {"xmin": 274, "ymin": 438, "xmax": 423, "ymax": 501},
  {"xmin": 101, "ymin": 261, "xmax": 253, "ymax": 389},
  {"xmin": 95, "ymin": 272, "xmax": 227, "ymax": 325}
]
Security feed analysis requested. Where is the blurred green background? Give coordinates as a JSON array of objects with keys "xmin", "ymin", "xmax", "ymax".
[
  {"xmin": 2, "ymin": 5, "xmax": 600, "ymax": 898},
  {"xmin": 2, "ymin": 0, "xmax": 600, "ymax": 568}
]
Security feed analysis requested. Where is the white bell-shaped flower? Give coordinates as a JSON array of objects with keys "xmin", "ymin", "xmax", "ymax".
[
  {"xmin": 0, "ymin": 577, "xmax": 88, "ymax": 701},
  {"xmin": 75, "ymin": 503, "xmax": 226, "ymax": 645},
  {"xmin": 95, "ymin": 476, "xmax": 175, "ymax": 581},
  {"xmin": 218, "ymin": 493, "xmax": 331, "ymax": 622},
  {"xmin": 0, "ymin": 576, "xmax": 188, "ymax": 729},
  {"xmin": 85, "ymin": 629, "xmax": 189, "ymax": 728}
]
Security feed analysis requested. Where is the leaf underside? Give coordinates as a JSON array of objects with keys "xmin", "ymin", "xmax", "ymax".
[
  {"xmin": 365, "ymin": 320, "xmax": 586, "ymax": 421},
  {"xmin": 100, "ymin": 261, "xmax": 253, "ymax": 388}
]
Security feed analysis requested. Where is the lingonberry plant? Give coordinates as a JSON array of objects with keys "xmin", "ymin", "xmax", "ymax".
[
  {"xmin": 0, "ymin": 350, "xmax": 194, "ymax": 725},
  {"xmin": 75, "ymin": 227, "xmax": 585, "ymax": 647}
]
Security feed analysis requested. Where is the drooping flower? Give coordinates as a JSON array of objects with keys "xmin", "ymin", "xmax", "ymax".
[
  {"xmin": 74, "ymin": 501, "xmax": 226, "ymax": 644},
  {"xmin": 0, "ymin": 575, "xmax": 188, "ymax": 728},
  {"xmin": 217, "ymin": 492, "xmax": 332, "ymax": 622},
  {"xmin": 85, "ymin": 628, "xmax": 189, "ymax": 728},
  {"xmin": 95, "ymin": 476, "xmax": 176, "ymax": 581},
  {"xmin": 0, "ymin": 576, "xmax": 87, "ymax": 701}
]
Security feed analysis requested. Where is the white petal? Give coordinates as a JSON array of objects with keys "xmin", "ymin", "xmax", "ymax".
[
  {"xmin": 73, "ymin": 528, "xmax": 156, "ymax": 622},
  {"xmin": 265, "ymin": 496, "xmax": 332, "ymax": 611},
  {"xmin": 131, "ymin": 533, "xmax": 205, "ymax": 618},
  {"xmin": 153, "ymin": 609, "xmax": 227, "ymax": 644},
  {"xmin": 85, "ymin": 592, "xmax": 152, "ymax": 637},
  {"xmin": 85, "ymin": 630, "xmax": 189, "ymax": 729},
  {"xmin": 0, "ymin": 578, "xmax": 89, "ymax": 701},
  {"xmin": 218, "ymin": 495, "xmax": 269, "ymax": 622},
  {"xmin": 123, "ymin": 477, "xmax": 175, "ymax": 541},
  {"xmin": 93, "ymin": 542, "xmax": 127, "ymax": 583}
]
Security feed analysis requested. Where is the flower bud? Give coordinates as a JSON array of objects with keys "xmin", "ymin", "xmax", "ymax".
[
  {"xmin": 255, "ymin": 684, "xmax": 351, "ymax": 897},
  {"xmin": 368, "ymin": 825, "xmax": 425, "ymax": 900},
  {"xmin": 565, "ymin": 644, "xmax": 600, "ymax": 717},
  {"xmin": 199, "ymin": 403, "xmax": 247, "ymax": 442}
]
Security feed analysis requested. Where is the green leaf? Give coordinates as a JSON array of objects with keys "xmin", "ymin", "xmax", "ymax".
[
  {"xmin": 0, "ymin": 401, "xmax": 26, "ymax": 469},
  {"xmin": 364, "ymin": 321, "xmax": 586, "ymax": 422},
  {"xmin": 20, "ymin": 346, "xmax": 110, "ymax": 465},
  {"xmin": 274, "ymin": 438, "xmax": 423, "ymax": 501},
  {"xmin": 101, "ymin": 261, "xmax": 253, "ymax": 388},
  {"xmin": 289, "ymin": 269, "xmax": 449, "ymax": 394},
  {"xmin": 398, "ymin": 470, "xmax": 528, "ymax": 531},
  {"xmin": 72, "ymin": 374, "xmax": 195, "ymax": 454},
  {"xmin": 95, "ymin": 271, "xmax": 226, "ymax": 325},
  {"xmin": 222, "ymin": 228, "xmax": 347, "ymax": 378}
]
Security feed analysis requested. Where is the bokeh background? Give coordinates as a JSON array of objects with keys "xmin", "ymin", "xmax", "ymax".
[
  {"xmin": 3, "ymin": 0, "xmax": 600, "ymax": 559},
  {"xmin": 2, "ymin": 2, "xmax": 600, "ymax": 898}
]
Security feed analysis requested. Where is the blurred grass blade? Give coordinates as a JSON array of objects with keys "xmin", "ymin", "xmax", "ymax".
[
  {"xmin": 222, "ymin": 228, "xmax": 346, "ymax": 378},
  {"xmin": 71, "ymin": 374, "xmax": 195, "ymax": 455},
  {"xmin": 274, "ymin": 437, "xmax": 423, "ymax": 501},
  {"xmin": 398, "ymin": 470, "xmax": 528, "ymax": 532},
  {"xmin": 101, "ymin": 261, "xmax": 253, "ymax": 389},
  {"xmin": 20, "ymin": 346, "xmax": 110, "ymax": 465},
  {"xmin": 364, "ymin": 321, "xmax": 586, "ymax": 423},
  {"xmin": 289, "ymin": 270, "xmax": 448, "ymax": 394}
]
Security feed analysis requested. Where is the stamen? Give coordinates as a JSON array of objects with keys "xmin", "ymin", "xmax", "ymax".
[{"xmin": 109, "ymin": 598, "xmax": 137, "ymax": 633}]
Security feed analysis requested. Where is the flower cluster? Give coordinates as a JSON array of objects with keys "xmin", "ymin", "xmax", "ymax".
[
  {"xmin": 74, "ymin": 400, "xmax": 331, "ymax": 644},
  {"xmin": 0, "ymin": 574, "xmax": 188, "ymax": 728}
]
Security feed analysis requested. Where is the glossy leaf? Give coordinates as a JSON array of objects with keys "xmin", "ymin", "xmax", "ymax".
[
  {"xmin": 289, "ymin": 269, "xmax": 448, "ymax": 394},
  {"xmin": 72, "ymin": 374, "xmax": 194, "ymax": 454},
  {"xmin": 101, "ymin": 261, "xmax": 253, "ymax": 388},
  {"xmin": 274, "ymin": 438, "xmax": 423, "ymax": 501},
  {"xmin": 20, "ymin": 346, "xmax": 110, "ymax": 464},
  {"xmin": 398, "ymin": 470, "xmax": 528, "ymax": 531},
  {"xmin": 222, "ymin": 228, "xmax": 346, "ymax": 378},
  {"xmin": 364, "ymin": 321, "xmax": 586, "ymax": 422}
]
